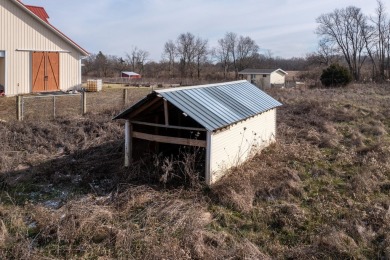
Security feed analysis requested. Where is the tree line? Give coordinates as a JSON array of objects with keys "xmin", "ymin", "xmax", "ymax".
[
  {"xmin": 82, "ymin": 32, "xmax": 307, "ymax": 80},
  {"xmin": 84, "ymin": 1, "xmax": 390, "ymax": 83},
  {"xmin": 314, "ymin": 0, "xmax": 390, "ymax": 81}
]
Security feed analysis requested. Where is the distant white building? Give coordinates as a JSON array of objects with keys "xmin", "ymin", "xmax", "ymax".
[{"xmin": 239, "ymin": 68, "xmax": 288, "ymax": 89}]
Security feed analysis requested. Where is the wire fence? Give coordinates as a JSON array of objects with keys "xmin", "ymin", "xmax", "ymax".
[
  {"xmin": 0, "ymin": 88, "xmax": 151, "ymax": 122},
  {"xmin": 19, "ymin": 94, "xmax": 82, "ymax": 121}
]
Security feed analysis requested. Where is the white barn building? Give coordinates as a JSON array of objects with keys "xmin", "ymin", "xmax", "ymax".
[
  {"xmin": 0, "ymin": 0, "xmax": 88, "ymax": 96},
  {"xmin": 114, "ymin": 80, "xmax": 282, "ymax": 185},
  {"xmin": 239, "ymin": 68, "xmax": 288, "ymax": 89}
]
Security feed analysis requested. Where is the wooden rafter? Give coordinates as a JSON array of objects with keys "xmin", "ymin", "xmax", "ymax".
[{"xmin": 133, "ymin": 131, "xmax": 207, "ymax": 147}]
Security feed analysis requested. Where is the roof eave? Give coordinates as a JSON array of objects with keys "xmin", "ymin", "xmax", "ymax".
[
  {"xmin": 112, "ymin": 92, "xmax": 157, "ymax": 120},
  {"xmin": 239, "ymin": 72, "xmax": 271, "ymax": 75},
  {"xmin": 276, "ymin": 69, "xmax": 288, "ymax": 75},
  {"xmin": 12, "ymin": 0, "xmax": 89, "ymax": 56}
]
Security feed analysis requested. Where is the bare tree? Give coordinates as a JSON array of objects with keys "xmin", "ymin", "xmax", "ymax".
[
  {"xmin": 215, "ymin": 38, "xmax": 231, "ymax": 79},
  {"xmin": 194, "ymin": 37, "xmax": 208, "ymax": 79},
  {"xmin": 364, "ymin": 0, "xmax": 390, "ymax": 80},
  {"xmin": 82, "ymin": 53, "xmax": 96, "ymax": 76},
  {"xmin": 235, "ymin": 35, "xmax": 259, "ymax": 75},
  {"xmin": 307, "ymin": 39, "xmax": 340, "ymax": 66},
  {"xmin": 162, "ymin": 40, "xmax": 177, "ymax": 78},
  {"xmin": 95, "ymin": 51, "xmax": 112, "ymax": 77},
  {"xmin": 176, "ymin": 32, "xmax": 197, "ymax": 78},
  {"xmin": 126, "ymin": 47, "xmax": 149, "ymax": 74},
  {"xmin": 316, "ymin": 6, "xmax": 369, "ymax": 80},
  {"xmin": 225, "ymin": 32, "xmax": 238, "ymax": 78},
  {"xmin": 216, "ymin": 32, "xmax": 259, "ymax": 79}
]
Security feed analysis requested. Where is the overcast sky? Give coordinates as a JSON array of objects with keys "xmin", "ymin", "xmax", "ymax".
[{"xmin": 23, "ymin": 0, "xmax": 380, "ymax": 61}]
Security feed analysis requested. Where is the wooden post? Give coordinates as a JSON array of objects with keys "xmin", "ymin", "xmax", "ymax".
[
  {"xmin": 205, "ymin": 131, "xmax": 212, "ymax": 185},
  {"xmin": 123, "ymin": 88, "xmax": 128, "ymax": 106},
  {"xmin": 124, "ymin": 120, "xmax": 133, "ymax": 167},
  {"xmin": 16, "ymin": 95, "xmax": 22, "ymax": 121},
  {"xmin": 82, "ymin": 91, "xmax": 87, "ymax": 115},
  {"xmin": 53, "ymin": 95, "xmax": 56, "ymax": 119},
  {"xmin": 164, "ymin": 99, "xmax": 169, "ymax": 125}
]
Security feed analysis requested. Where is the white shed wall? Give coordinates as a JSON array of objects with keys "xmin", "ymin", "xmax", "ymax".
[
  {"xmin": 209, "ymin": 109, "xmax": 277, "ymax": 184},
  {"xmin": 243, "ymin": 74, "xmax": 271, "ymax": 88},
  {"xmin": 255, "ymin": 74, "xmax": 271, "ymax": 88},
  {"xmin": 0, "ymin": 0, "xmax": 84, "ymax": 96},
  {"xmin": 270, "ymin": 71, "xmax": 285, "ymax": 85}
]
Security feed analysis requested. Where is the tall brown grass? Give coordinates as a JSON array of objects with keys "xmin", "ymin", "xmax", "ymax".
[{"xmin": 1, "ymin": 83, "xmax": 390, "ymax": 258}]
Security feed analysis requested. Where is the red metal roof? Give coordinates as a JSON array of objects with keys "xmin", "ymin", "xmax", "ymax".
[{"xmin": 25, "ymin": 5, "xmax": 49, "ymax": 23}]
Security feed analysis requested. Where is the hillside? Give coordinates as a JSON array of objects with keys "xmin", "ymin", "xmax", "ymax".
[{"xmin": 1, "ymin": 84, "xmax": 390, "ymax": 259}]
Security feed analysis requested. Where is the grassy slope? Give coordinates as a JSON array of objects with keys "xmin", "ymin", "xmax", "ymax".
[{"xmin": 1, "ymin": 84, "xmax": 390, "ymax": 259}]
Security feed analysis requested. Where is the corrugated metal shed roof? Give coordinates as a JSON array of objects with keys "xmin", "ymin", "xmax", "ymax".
[
  {"xmin": 114, "ymin": 80, "xmax": 282, "ymax": 131},
  {"xmin": 239, "ymin": 68, "xmax": 287, "ymax": 75}
]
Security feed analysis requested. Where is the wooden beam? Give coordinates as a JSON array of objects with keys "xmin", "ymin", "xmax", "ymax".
[
  {"xmin": 205, "ymin": 131, "xmax": 212, "ymax": 185},
  {"xmin": 129, "ymin": 96, "xmax": 161, "ymax": 118},
  {"xmin": 16, "ymin": 96, "xmax": 22, "ymax": 121},
  {"xmin": 82, "ymin": 91, "xmax": 87, "ymax": 115},
  {"xmin": 124, "ymin": 120, "xmax": 133, "ymax": 166},
  {"xmin": 133, "ymin": 131, "xmax": 206, "ymax": 147},
  {"xmin": 130, "ymin": 120, "xmax": 206, "ymax": 132},
  {"xmin": 164, "ymin": 99, "xmax": 169, "ymax": 126},
  {"xmin": 123, "ymin": 88, "xmax": 128, "ymax": 106}
]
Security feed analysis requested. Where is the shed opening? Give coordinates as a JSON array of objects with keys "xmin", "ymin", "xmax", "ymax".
[
  {"xmin": 0, "ymin": 53, "xmax": 5, "ymax": 95},
  {"xmin": 124, "ymin": 96, "xmax": 208, "ymax": 183}
]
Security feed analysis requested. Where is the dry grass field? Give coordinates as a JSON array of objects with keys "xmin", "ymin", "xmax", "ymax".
[{"xmin": 1, "ymin": 83, "xmax": 390, "ymax": 258}]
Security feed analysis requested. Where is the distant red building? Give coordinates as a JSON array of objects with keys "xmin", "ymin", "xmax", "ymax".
[{"xmin": 121, "ymin": 71, "xmax": 141, "ymax": 79}]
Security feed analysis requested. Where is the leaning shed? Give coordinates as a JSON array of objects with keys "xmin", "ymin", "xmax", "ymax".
[
  {"xmin": 0, "ymin": 0, "xmax": 88, "ymax": 96},
  {"xmin": 114, "ymin": 80, "xmax": 282, "ymax": 185}
]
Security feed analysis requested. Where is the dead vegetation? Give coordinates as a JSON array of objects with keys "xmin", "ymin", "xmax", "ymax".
[{"xmin": 1, "ymin": 83, "xmax": 390, "ymax": 258}]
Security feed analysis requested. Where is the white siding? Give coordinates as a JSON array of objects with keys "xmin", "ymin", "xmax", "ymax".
[
  {"xmin": 243, "ymin": 74, "xmax": 251, "ymax": 82},
  {"xmin": 243, "ymin": 74, "xmax": 271, "ymax": 88},
  {"xmin": 0, "ymin": 0, "xmax": 84, "ymax": 96},
  {"xmin": 270, "ymin": 71, "xmax": 285, "ymax": 85},
  {"xmin": 208, "ymin": 109, "xmax": 277, "ymax": 184},
  {"xmin": 255, "ymin": 74, "xmax": 270, "ymax": 88}
]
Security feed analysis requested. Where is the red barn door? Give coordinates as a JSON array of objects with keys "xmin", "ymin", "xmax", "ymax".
[{"xmin": 32, "ymin": 51, "xmax": 59, "ymax": 92}]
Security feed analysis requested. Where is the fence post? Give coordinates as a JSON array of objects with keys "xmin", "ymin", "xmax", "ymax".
[
  {"xmin": 82, "ymin": 91, "xmax": 87, "ymax": 115},
  {"xmin": 53, "ymin": 96, "xmax": 56, "ymax": 119},
  {"xmin": 123, "ymin": 88, "xmax": 128, "ymax": 106},
  {"xmin": 16, "ymin": 95, "xmax": 22, "ymax": 121},
  {"xmin": 124, "ymin": 120, "xmax": 132, "ymax": 167}
]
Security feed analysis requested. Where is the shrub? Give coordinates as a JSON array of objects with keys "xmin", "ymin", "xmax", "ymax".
[{"xmin": 320, "ymin": 64, "xmax": 352, "ymax": 87}]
